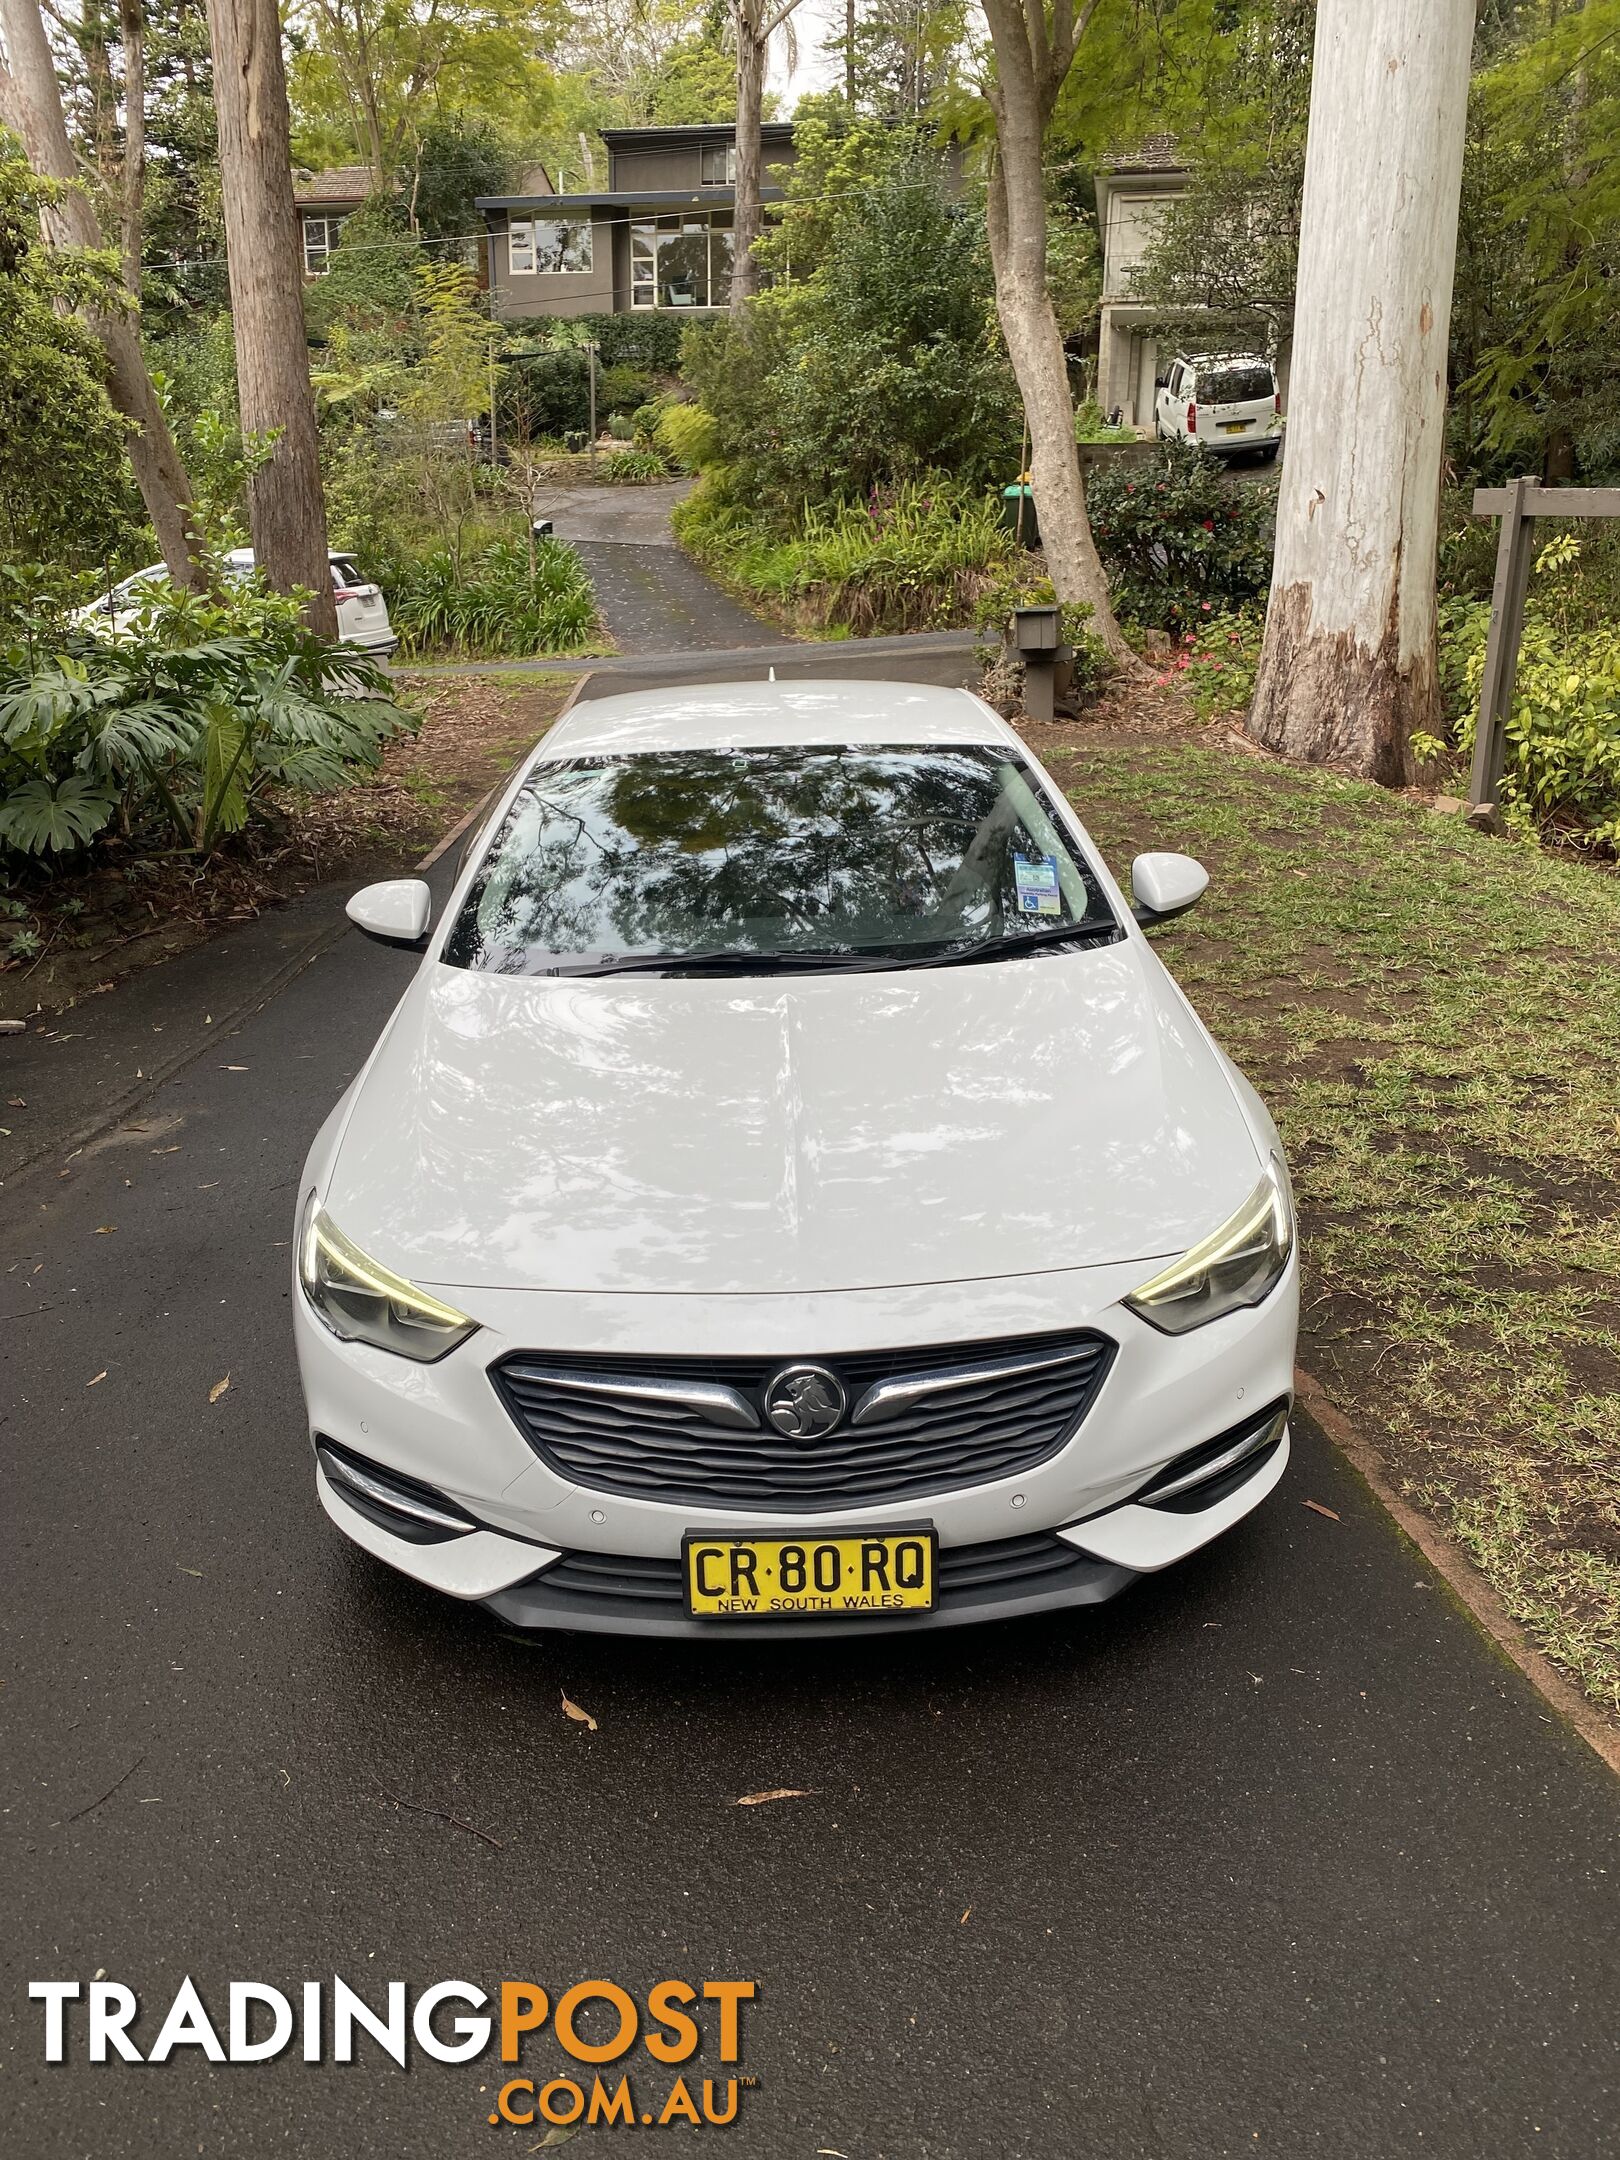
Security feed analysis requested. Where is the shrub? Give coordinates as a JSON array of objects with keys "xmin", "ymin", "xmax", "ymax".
[
  {"xmin": 629, "ymin": 400, "xmax": 667, "ymax": 445},
  {"xmin": 1419, "ymin": 563, "xmax": 1620, "ymax": 848},
  {"xmin": 1180, "ymin": 603, "xmax": 1267, "ymax": 716},
  {"xmin": 498, "ymin": 348, "xmax": 592, "ymax": 442},
  {"xmin": 1087, "ymin": 444, "xmax": 1274, "ymax": 629},
  {"xmin": 390, "ymin": 537, "xmax": 598, "ymax": 659},
  {"xmin": 679, "ymin": 153, "xmax": 1018, "ymax": 512},
  {"xmin": 0, "ymin": 578, "xmax": 413, "ymax": 861},
  {"xmin": 572, "ymin": 313, "xmax": 685, "ymax": 373},
  {"xmin": 655, "ymin": 400, "xmax": 720, "ymax": 472},
  {"xmin": 606, "ymin": 414, "xmax": 636, "ymax": 442},
  {"xmin": 600, "ymin": 448, "xmax": 670, "ymax": 482},
  {"xmin": 675, "ymin": 476, "xmax": 1014, "ymax": 636},
  {"xmin": 598, "ymin": 362, "xmax": 655, "ymax": 416}
]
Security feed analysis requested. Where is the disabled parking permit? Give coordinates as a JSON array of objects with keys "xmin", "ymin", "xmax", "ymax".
[
  {"xmin": 1014, "ymin": 856, "xmax": 1062, "ymax": 916},
  {"xmin": 684, "ymin": 1532, "xmax": 936, "ymax": 1618}
]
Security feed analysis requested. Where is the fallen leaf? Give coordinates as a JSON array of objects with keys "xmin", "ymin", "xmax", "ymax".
[
  {"xmin": 561, "ymin": 1692, "xmax": 597, "ymax": 1731},
  {"xmin": 536, "ymin": 2127, "xmax": 580, "ymax": 2149},
  {"xmin": 178, "ymin": 1566, "xmax": 202, "ymax": 1577},
  {"xmin": 1302, "ymin": 1499, "xmax": 1340, "ymax": 1521},
  {"xmin": 7, "ymin": 1096, "xmax": 25, "ymax": 1108},
  {"xmin": 209, "ymin": 1374, "xmax": 231, "ymax": 1404},
  {"xmin": 223, "ymin": 1064, "xmax": 248, "ymax": 1072},
  {"xmin": 959, "ymin": 1905, "xmax": 972, "ymax": 1925},
  {"xmin": 152, "ymin": 1145, "xmax": 181, "ymax": 1155},
  {"xmin": 732, "ymin": 1787, "xmax": 815, "ymax": 1807},
  {"xmin": 95, "ymin": 1224, "xmax": 117, "ymax": 1235},
  {"xmin": 86, "ymin": 1370, "xmax": 107, "ymax": 1388}
]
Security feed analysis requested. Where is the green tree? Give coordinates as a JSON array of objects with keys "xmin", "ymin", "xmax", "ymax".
[
  {"xmin": 286, "ymin": 0, "xmax": 568, "ymax": 176},
  {"xmin": 403, "ymin": 259, "xmax": 491, "ymax": 424},
  {"xmin": 685, "ymin": 150, "xmax": 1016, "ymax": 508},
  {"xmin": 1457, "ymin": 0, "xmax": 1620, "ymax": 481},
  {"xmin": 0, "ymin": 140, "xmax": 142, "ymax": 571}
]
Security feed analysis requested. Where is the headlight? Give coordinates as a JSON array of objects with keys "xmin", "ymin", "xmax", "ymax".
[
  {"xmin": 1124, "ymin": 1155, "xmax": 1293, "ymax": 1335},
  {"xmin": 299, "ymin": 1201, "xmax": 478, "ymax": 1362}
]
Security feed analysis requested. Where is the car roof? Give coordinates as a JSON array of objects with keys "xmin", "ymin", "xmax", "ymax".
[
  {"xmin": 223, "ymin": 547, "xmax": 349, "ymax": 565},
  {"xmin": 1180, "ymin": 351, "xmax": 1272, "ymax": 371},
  {"xmin": 538, "ymin": 679, "xmax": 1019, "ymax": 758}
]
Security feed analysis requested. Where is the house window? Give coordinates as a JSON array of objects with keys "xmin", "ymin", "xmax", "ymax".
[
  {"xmin": 508, "ymin": 218, "xmax": 593, "ymax": 276},
  {"xmin": 302, "ymin": 215, "xmax": 345, "ymax": 274},
  {"xmin": 699, "ymin": 142, "xmax": 736, "ymax": 185},
  {"xmin": 631, "ymin": 213, "xmax": 732, "ymax": 309}
]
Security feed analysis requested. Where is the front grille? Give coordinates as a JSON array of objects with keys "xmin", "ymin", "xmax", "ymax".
[
  {"xmin": 536, "ymin": 1530, "xmax": 1100, "ymax": 1610},
  {"xmin": 491, "ymin": 1331, "xmax": 1115, "ymax": 1512}
]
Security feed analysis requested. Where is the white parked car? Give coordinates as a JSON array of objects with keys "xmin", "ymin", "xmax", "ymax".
[
  {"xmin": 1154, "ymin": 353, "xmax": 1282, "ymax": 460},
  {"xmin": 73, "ymin": 550, "xmax": 397, "ymax": 656},
  {"xmin": 294, "ymin": 681, "xmax": 1298, "ymax": 1637}
]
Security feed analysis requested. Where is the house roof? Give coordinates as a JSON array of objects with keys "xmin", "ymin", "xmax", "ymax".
[
  {"xmin": 292, "ymin": 164, "xmax": 381, "ymax": 206},
  {"xmin": 1098, "ymin": 133, "xmax": 1185, "ymax": 176},
  {"xmin": 598, "ymin": 121, "xmax": 794, "ymax": 149}
]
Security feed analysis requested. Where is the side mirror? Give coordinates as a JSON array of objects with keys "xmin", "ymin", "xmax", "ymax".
[
  {"xmin": 346, "ymin": 878, "xmax": 433, "ymax": 949},
  {"xmin": 1155, "ymin": 373, "xmax": 1168, "ymax": 391},
  {"xmin": 1131, "ymin": 852, "xmax": 1208, "ymax": 926}
]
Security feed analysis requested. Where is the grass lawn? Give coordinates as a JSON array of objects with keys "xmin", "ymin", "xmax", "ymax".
[{"xmin": 1041, "ymin": 727, "xmax": 1620, "ymax": 1720}]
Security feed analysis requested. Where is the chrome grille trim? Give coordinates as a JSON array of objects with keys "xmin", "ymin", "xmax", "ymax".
[
  {"xmin": 851, "ymin": 1342, "xmax": 1103, "ymax": 1426},
  {"xmin": 506, "ymin": 1365, "xmax": 760, "ymax": 1431},
  {"xmin": 491, "ymin": 1331, "xmax": 1115, "ymax": 1512}
]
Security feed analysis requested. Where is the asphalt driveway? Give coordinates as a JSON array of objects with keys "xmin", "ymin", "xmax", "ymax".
[{"xmin": 3, "ymin": 729, "xmax": 1618, "ymax": 2157}]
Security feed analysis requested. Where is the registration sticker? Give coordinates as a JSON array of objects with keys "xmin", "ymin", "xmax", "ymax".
[{"xmin": 1014, "ymin": 855, "xmax": 1062, "ymax": 916}]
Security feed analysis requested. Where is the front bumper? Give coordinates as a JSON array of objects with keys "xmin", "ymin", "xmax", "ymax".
[
  {"xmin": 312, "ymin": 1420, "xmax": 1289, "ymax": 1636},
  {"xmin": 296, "ymin": 1239, "xmax": 1298, "ymax": 1636}
]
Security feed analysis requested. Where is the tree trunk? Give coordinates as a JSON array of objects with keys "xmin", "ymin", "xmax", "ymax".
[
  {"xmin": 0, "ymin": 0, "xmax": 202, "ymax": 584},
  {"xmin": 206, "ymin": 0, "xmax": 338, "ymax": 638},
  {"xmin": 730, "ymin": 10, "xmax": 767, "ymax": 308},
  {"xmin": 1248, "ymin": 0, "xmax": 1474, "ymax": 785},
  {"xmin": 118, "ymin": 0, "xmax": 146, "ymax": 294},
  {"xmin": 980, "ymin": 0, "xmax": 1130, "ymax": 661}
]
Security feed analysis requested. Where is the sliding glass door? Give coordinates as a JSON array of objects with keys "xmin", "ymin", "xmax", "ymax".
[{"xmin": 630, "ymin": 215, "xmax": 733, "ymax": 309}]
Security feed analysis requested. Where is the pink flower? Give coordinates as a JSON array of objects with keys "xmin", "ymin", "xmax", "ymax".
[{"xmin": 1200, "ymin": 600, "xmax": 1212, "ymax": 611}]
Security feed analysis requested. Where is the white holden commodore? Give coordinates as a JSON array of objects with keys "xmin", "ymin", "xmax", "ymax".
[{"xmin": 294, "ymin": 680, "xmax": 1298, "ymax": 1636}]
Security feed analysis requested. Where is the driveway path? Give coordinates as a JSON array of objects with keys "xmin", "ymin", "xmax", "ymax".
[
  {"xmin": 533, "ymin": 477, "xmax": 781, "ymax": 655},
  {"xmin": 3, "ymin": 682, "xmax": 1618, "ymax": 2158}
]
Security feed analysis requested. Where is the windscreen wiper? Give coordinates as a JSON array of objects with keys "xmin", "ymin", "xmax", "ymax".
[
  {"xmin": 890, "ymin": 916, "xmax": 1122, "ymax": 969},
  {"xmin": 530, "ymin": 948, "xmax": 884, "ymax": 979}
]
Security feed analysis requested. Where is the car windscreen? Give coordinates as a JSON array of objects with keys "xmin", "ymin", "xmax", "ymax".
[
  {"xmin": 441, "ymin": 743, "xmax": 1117, "ymax": 976},
  {"xmin": 1200, "ymin": 362, "xmax": 1274, "ymax": 404}
]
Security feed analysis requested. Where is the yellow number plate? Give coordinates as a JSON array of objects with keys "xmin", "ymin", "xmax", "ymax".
[{"xmin": 683, "ymin": 1531, "xmax": 935, "ymax": 1619}]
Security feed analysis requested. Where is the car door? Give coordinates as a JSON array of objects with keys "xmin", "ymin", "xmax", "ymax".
[{"xmin": 1157, "ymin": 364, "xmax": 1181, "ymax": 441}]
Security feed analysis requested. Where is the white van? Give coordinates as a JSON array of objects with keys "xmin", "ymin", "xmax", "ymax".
[{"xmin": 1154, "ymin": 354, "xmax": 1282, "ymax": 461}]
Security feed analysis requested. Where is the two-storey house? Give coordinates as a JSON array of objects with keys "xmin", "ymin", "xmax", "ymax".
[{"xmin": 477, "ymin": 121, "xmax": 797, "ymax": 321}]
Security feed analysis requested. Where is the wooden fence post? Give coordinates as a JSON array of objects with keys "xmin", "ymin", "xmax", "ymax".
[{"xmin": 1467, "ymin": 474, "xmax": 1536, "ymax": 811}]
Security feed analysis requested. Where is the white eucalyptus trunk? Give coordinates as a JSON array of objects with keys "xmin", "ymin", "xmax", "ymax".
[{"xmin": 1248, "ymin": 0, "xmax": 1475, "ymax": 785}]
